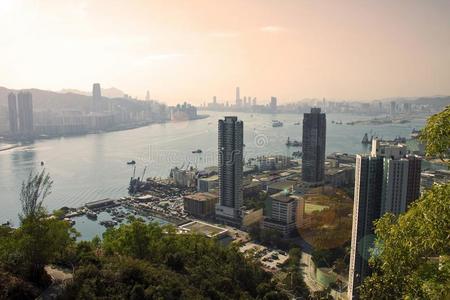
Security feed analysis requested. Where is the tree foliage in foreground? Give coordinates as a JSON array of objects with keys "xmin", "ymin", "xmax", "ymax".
[
  {"xmin": 62, "ymin": 220, "xmax": 290, "ymax": 299},
  {"xmin": 419, "ymin": 105, "xmax": 450, "ymax": 166},
  {"xmin": 0, "ymin": 170, "xmax": 77, "ymax": 286},
  {"xmin": 360, "ymin": 183, "xmax": 450, "ymax": 299}
]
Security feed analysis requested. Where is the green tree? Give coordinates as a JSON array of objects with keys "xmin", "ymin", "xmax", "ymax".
[
  {"xmin": 19, "ymin": 170, "xmax": 53, "ymax": 221},
  {"xmin": 360, "ymin": 183, "xmax": 450, "ymax": 299},
  {"xmin": 419, "ymin": 105, "xmax": 450, "ymax": 166},
  {"xmin": 0, "ymin": 170, "xmax": 77, "ymax": 285}
]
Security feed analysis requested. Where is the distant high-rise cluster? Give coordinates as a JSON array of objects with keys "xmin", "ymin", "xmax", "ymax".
[
  {"xmin": 8, "ymin": 91, "xmax": 34, "ymax": 136},
  {"xmin": 348, "ymin": 140, "xmax": 422, "ymax": 299},
  {"xmin": 216, "ymin": 116, "xmax": 244, "ymax": 226},
  {"xmin": 92, "ymin": 83, "xmax": 102, "ymax": 112},
  {"xmin": 302, "ymin": 107, "xmax": 326, "ymax": 184}
]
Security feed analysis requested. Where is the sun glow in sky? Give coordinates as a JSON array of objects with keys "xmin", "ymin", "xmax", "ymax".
[{"xmin": 1, "ymin": 0, "xmax": 450, "ymax": 104}]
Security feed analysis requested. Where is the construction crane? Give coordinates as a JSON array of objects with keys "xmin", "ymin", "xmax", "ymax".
[{"xmin": 141, "ymin": 166, "xmax": 147, "ymax": 182}]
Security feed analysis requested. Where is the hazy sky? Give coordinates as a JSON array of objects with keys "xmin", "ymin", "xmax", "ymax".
[{"xmin": 1, "ymin": 0, "xmax": 450, "ymax": 104}]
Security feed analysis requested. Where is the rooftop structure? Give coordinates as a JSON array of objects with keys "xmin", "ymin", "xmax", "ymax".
[{"xmin": 179, "ymin": 221, "xmax": 228, "ymax": 238}]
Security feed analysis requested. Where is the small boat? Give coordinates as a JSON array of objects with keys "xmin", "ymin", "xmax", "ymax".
[
  {"xmin": 192, "ymin": 149, "xmax": 202, "ymax": 154},
  {"xmin": 294, "ymin": 122, "xmax": 300, "ymax": 125},
  {"xmin": 292, "ymin": 151, "xmax": 302, "ymax": 158},
  {"xmin": 393, "ymin": 136, "xmax": 407, "ymax": 143},
  {"xmin": 100, "ymin": 220, "xmax": 117, "ymax": 228},
  {"xmin": 86, "ymin": 210, "xmax": 97, "ymax": 220},
  {"xmin": 127, "ymin": 160, "xmax": 136, "ymax": 165},
  {"xmin": 286, "ymin": 137, "xmax": 302, "ymax": 147},
  {"xmin": 361, "ymin": 133, "xmax": 371, "ymax": 144},
  {"xmin": 272, "ymin": 120, "xmax": 283, "ymax": 127}
]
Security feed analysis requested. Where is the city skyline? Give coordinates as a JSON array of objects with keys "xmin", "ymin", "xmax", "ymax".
[{"xmin": 1, "ymin": 0, "xmax": 450, "ymax": 104}]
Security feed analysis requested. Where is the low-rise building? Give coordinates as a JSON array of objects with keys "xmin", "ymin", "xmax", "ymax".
[
  {"xmin": 170, "ymin": 166, "xmax": 197, "ymax": 188},
  {"xmin": 421, "ymin": 169, "xmax": 450, "ymax": 190},
  {"xmin": 251, "ymin": 155, "xmax": 293, "ymax": 171},
  {"xmin": 242, "ymin": 208, "xmax": 264, "ymax": 228},
  {"xmin": 197, "ymin": 174, "xmax": 219, "ymax": 192},
  {"xmin": 243, "ymin": 181, "xmax": 263, "ymax": 197},
  {"xmin": 326, "ymin": 152, "xmax": 356, "ymax": 165},
  {"xmin": 324, "ymin": 165, "xmax": 355, "ymax": 187},
  {"xmin": 183, "ymin": 192, "xmax": 218, "ymax": 218},
  {"xmin": 262, "ymin": 192, "xmax": 302, "ymax": 237},
  {"xmin": 179, "ymin": 220, "xmax": 228, "ymax": 238},
  {"xmin": 267, "ymin": 180, "xmax": 296, "ymax": 195}
]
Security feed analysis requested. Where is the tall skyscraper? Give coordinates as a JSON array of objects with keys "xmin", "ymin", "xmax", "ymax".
[
  {"xmin": 17, "ymin": 91, "xmax": 33, "ymax": 135},
  {"xmin": 302, "ymin": 107, "xmax": 326, "ymax": 184},
  {"xmin": 348, "ymin": 155, "xmax": 384, "ymax": 299},
  {"xmin": 145, "ymin": 90, "xmax": 150, "ymax": 101},
  {"xmin": 8, "ymin": 93, "xmax": 18, "ymax": 134},
  {"xmin": 371, "ymin": 139, "xmax": 422, "ymax": 215},
  {"xmin": 270, "ymin": 96, "xmax": 277, "ymax": 113},
  {"xmin": 215, "ymin": 116, "xmax": 244, "ymax": 226},
  {"xmin": 92, "ymin": 83, "xmax": 102, "ymax": 112},
  {"xmin": 390, "ymin": 101, "xmax": 396, "ymax": 115},
  {"xmin": 405, "ymin": 155, "xmax": 422, "ymax": 207},
  {"xmin": 235, "ymin": 87, "xmax": 241, "ymax": 107},
  {"xmin": 348, "ymin": 141, "xmax": 422, "ymax": 299}
]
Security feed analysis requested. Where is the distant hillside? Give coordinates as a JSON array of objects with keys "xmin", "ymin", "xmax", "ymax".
[
  {"xmin": 411, "ymin": 96, "xmax": 450, "ymax": 109},
  {"xmin": 61, "ymin": 87, "xmax": 125, "ymax": 98},
  {"xmin": 0, "ymin": 87, "xmax": 91, "ymax": 112}
]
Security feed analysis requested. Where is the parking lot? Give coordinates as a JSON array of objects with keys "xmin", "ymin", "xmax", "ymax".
[{"xmin": 240, "ymin": 242, "xmax": 289, "ymax": 272}]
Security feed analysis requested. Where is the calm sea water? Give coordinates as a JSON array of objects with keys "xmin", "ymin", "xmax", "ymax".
[{"xmin": 0, "ymin": 111, "xmax": 426, "ymax": 225}]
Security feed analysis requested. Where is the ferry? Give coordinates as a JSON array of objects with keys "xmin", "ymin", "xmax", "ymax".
[
  {"xmin": 192, "ymin": 149, "xmax": 202, "ymax": 154},
  {"xmin": 127, "ymin": 160, "xmax": 136, "ymax": 165},
  {"xmin": 293, "ymin": 122, "xmax": 300, "ymax": 125},
  {"xmin": 286, "ymin": 137, "xmax": 302, "ymax": 147},
  {"xmin": 272, "ymin": 120, "xmax": 283, "ymax": 127}
]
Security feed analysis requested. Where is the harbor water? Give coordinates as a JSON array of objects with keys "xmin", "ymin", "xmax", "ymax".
[{"xmin": 0, "ymin": 111, "xmax": 426, "ymax": 228}]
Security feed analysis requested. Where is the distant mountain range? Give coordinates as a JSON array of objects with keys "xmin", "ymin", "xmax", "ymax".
[
  {"xmin": 60, "ymin": 87, "xmax": 126, "ymax": 98},
  {"xmin": 0, "ymin": 87, "xmax": 92, "ymax": 112},
  {"xmin": 0, "ymin": 86, "xmax": 129, "ymax": 112}
]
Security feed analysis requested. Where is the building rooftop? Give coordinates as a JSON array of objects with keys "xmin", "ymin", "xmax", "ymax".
[
  {"xmin": 199, "ymin": 175, "xmax": 219, "ymax": 182},
  {"xmin": 184, "ymin": 192, "xmax": 218, "ymax": 202},
  {"xmin": 85, "ymin": 198, "xmax": 115, "ymax": 208},
  {"xmin": 325, "ymin": 166, "xmax": 354, "ymax": 176},
  {"xmin": 268, "ymin": 180, "xmax": 297, "ymax": 191},
  {"xmin": 270, "ymin": 191, "xmax": 301, "ymax": 203},
  {"xmin": 179, "ymin": 221, "xmax": 228, "ymax": 238}
]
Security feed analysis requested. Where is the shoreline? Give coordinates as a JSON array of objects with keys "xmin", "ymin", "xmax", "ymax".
[
  {"xmin": 0, "ymin": 144, "xmax": 20, "ymax": 152},
  {"xmin": 0, "ymin": 114, "xmax": 210, "ymax": 144}
]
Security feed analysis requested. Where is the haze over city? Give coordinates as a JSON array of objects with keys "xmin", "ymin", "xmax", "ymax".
[
  {"xmin": 0, "ymin": 1, "xmax": 449, "ymax": 299},
  {"xmin": 1, "ymin": 0, "xmax": 450, "ymax": 104}
]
